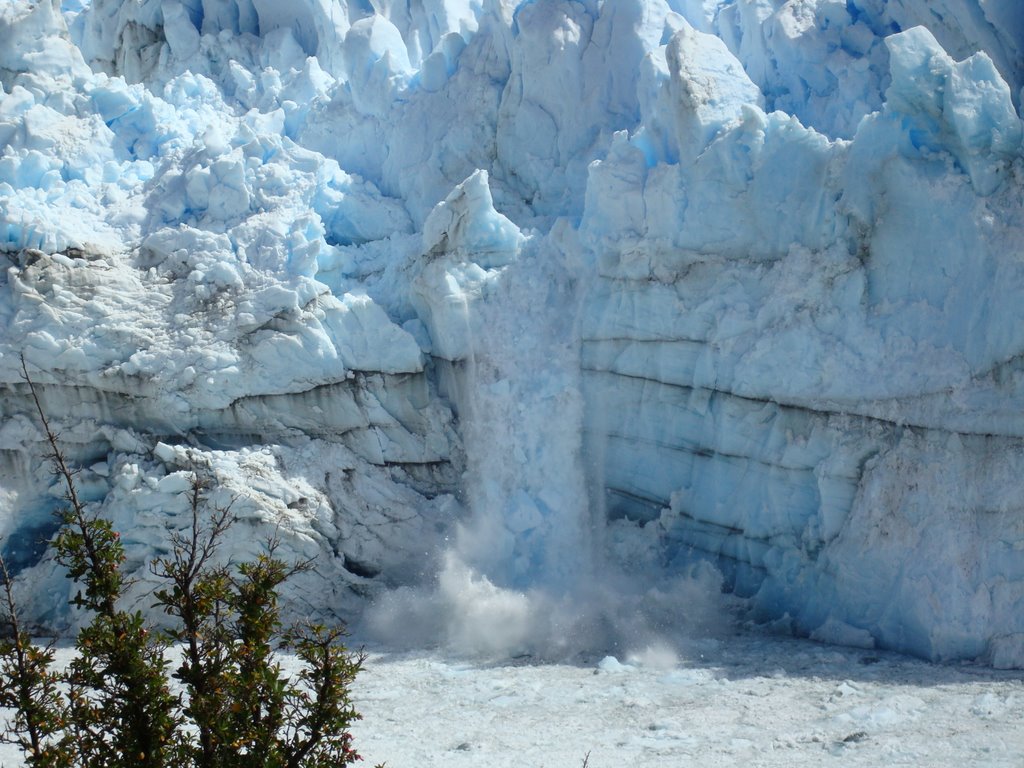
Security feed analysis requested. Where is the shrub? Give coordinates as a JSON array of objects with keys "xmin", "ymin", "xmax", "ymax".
[{"xmin": 0, "ymin": 359, "xmax": 368, "ymax": 768}]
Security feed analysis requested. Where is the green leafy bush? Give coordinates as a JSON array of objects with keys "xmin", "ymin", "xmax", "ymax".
[{"xmin": 0, "ymin": 360, "xmax": 369, "ymax": 768}]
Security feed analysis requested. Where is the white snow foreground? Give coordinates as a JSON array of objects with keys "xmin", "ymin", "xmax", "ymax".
[
  {"xmin": 347, "ymin": 637, "xmax": 1024, "ymax": 767},
  {"xmin": 0, "ymin": 0, "xmax": 1023, "ymax": 670},
  {"xmin": 3, "ymin": 634, "xmax": 1023, "ymax": 767}
]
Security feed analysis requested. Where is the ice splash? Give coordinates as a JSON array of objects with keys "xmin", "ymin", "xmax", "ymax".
[
  {"xmin": 366, "ymin": 547, "xmax": 729, "ymax": 660},
  {"xmin": 452, "ymin": 228, "xmax": 595, "ymax": 595},
  {"xmin": 368, "ymin": 173, "xmax": 728, "ymax": 659},
  {"xmin": 406, "ymin": 170, "xmax": 597, "ymax": 598},
  {"xmin": 370, "ymin": 173, "xmax": 600, "ymax": 655}
]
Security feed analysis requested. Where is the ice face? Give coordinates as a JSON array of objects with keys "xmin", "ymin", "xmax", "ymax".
[{"xmin": 1, "ymin": 0, "xmax": 1023, "ymax": 666}]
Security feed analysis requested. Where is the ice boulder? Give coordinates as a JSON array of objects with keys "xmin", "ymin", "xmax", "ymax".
[
  {"xmin": 421, "ymin": 169, "xmax": 523, "ymax": 266},
  {"xmin": 884, "ymin": 25, "xmax": 1022, "ymax": 194},
  {"xmin": 343, "ymin": 15, "xmax": 414, "ymax": 115},
  {"xmin": 848, "ymin": 0, "xmax": 1024, "ymax": 107},
  {"xmin": 412, "ymin": 170, "xmax": 524, "ymax": 360},
  {"xmin": 0, "ymin": 0, "xmax": 91, "ymax": 86},
  {"xmin": 77, "ymin": 0, "xmax": 355, "ymax": 82},
  {"xmin": 714, "ymin": 0, "xmax": 889, "ymax": 139},
  {"xmin": 659, "ymin": 21, "xmax": 766, "ymax": 166}
]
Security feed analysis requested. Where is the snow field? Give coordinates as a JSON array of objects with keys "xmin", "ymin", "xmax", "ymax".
[
  {"xmin": 2, "ymin": 632, "xmax": 1020, "ymax": 768},
  {"xmin": 351, "ymin": 633, "xmax": 1024, "ymax": 768}
]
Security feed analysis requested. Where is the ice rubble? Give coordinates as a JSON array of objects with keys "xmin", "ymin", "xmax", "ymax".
[{"xmin": 0, "ymin": 0, "xmax": 1023, "ymax": 666}]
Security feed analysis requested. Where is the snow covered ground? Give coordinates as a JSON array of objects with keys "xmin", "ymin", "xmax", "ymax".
[
  {"xmin": 3, "ymin": 628, "xmax": 1021, "ymax": 768},
  {"xmin": 350, "ymin": 633, "xmax": 1024, "ymax": 768}
]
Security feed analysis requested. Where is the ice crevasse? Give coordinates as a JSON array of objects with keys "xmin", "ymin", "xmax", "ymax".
[{"xmin": 0, "ymin": 0, "xmax": 1023, "ymax": 667}]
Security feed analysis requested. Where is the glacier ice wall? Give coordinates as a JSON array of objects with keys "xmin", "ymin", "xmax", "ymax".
[{"xmin": 1, "ymin": 0, "xmax": 1023, "ymax": 665}]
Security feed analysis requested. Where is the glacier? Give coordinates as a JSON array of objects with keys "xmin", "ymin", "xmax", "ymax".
[{"xmin": 0, "ymin": 0, "xmax": 1023, "ymax": 667}]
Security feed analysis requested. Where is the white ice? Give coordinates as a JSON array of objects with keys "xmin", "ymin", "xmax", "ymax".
[{"xmin": 1, "ymin": 0, "xmax": 1024, "ymax": 674}]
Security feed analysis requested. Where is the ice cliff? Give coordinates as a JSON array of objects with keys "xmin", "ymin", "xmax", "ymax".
[{"xmin": 1, "ymin": 0, "xmax": 1023, "ymax": 667}]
